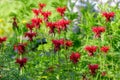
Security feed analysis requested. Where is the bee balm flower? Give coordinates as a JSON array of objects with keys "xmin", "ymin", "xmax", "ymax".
[
  {"xmin": 14, "ymin": 43, "xmax": 27, "ymax": 54},
  {"xmin": 70, "ymin": 52, "xmax": 81, "ymax": 64},
  {"xmin": 39, "ymin": 3, "xmax": 46, "ymax": 10},
  {"xmin": 46, "ymin": 22, "xmax": 56, "ymax": 34},
  {"xmin": 102, "ymin": 12, "xmax": 115, "ymax": 22},
  {"xmin": 84, "ymin": 46, "xmax": 98, "ymax": 56},
  {"xmin": 88, "ymin": 64, "xmax": 99, "ymax": 75},
  {"xmin": 26, "ymin": 23, "xmax": 35, "ymax": 31},
  {"xmin": 32, "ymin": 9, "xmax": 39, "ymax": 16},
  {"xmin": 65, "ymin": 40, "xmax": 73, "ymax": 49},
  {"xmin": 52, "ymin": 39, "xmax": 64, "ymax": 52},
  {"xmin": 56, "ymin": 7, "xmax": 66, "ymax": 16},
  {"xmin": 92, "ymin": 26, "xmax": 105, "ymax": 38},
  {"xmin": 0, "ymin": 37, "xmax": 7, "ymax": 44},
  {"xmin": 25, "ymin": 31, "xmax": 36, "ymax": 41},
  {"xmin": 16, "ymin": 57, "xmax": 27, "ymax": 68},
  {"xmin": 55, "ymin": 19, "xmax": 70, "ymax": 33},
  {"xmin": 41, "ymin": 11, "xmax": 51, "ymax": 22},
  {"xmin": 101, "ymin": 46, "xmax": 110, "ymax": 53},
  {"xmin": 31, "ymin": 18, "xmax": 42, "ymax": 29}
]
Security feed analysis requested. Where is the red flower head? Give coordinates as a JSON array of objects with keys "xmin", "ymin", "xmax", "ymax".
[
  {"xmin": 84, "ymin": 46, "xmax": 98, "ymax": 56},
  {"xmin": 56, "ymin": 7, "xmax": 66, "ymax": 16},
  {"xmin": 70, "ymin": 52, "xmax": 81, "ymax": 64},
  {"xmin": 31, "ymin": 18, "xmax": 42, "ymax": 28},
  {"xmin": 39, "ymin": 3, "xmax": 46, "ymax": 10},
  {"xmin": 41, "ymin": 11, "xmax": 51, "ymax": 22},
  {"xmin": 92, "ymin": 26, "xmax": 105, "ymax": 38},
  {"xmin": 52, "ymin": 39, "xmax": 64, "ymax": 52},
  {"xmin": 26, "ymin": 23, "xmax": 35, "ymax": 31},
  {"xmin": 65, "ymin": 40, "xmax": 73, "ymax": 49},
  {"xmin": 32, "ymin": 9, "xmax": 39, "ymax": 16},
  {"xmin": 102, "ymin": 12, "xmax": 115, "ymax": 21},
  {"xmin": 16, "ymin": 57, "xmax": 27, "ymax": 68},
  {"xmin": 46, "ymin": 22, "xmax": 56, "ymax": 34},
  {"xmin": 14, "ymin": 43, "xmax": 26, "ymax": 54},
  {"xmin": 25, "ymin": 31, "xmax": 36, "ymax": 41},
  {"xmin": 0, "ymin": 37, "xmax": 7, "ymax": 44},
  {"xmin": 12, "ymin": 17, "xmax": 18, "ymax": 29},
  {"xmin": 56, "ymin": 19, "xmax": 70, "ymax": 33},
  {"xmin": 101, "ymin": 71, "xmax": 106, "ymax": 76},
  {"xmin": 88, "ymin": 64, "xmax": 99, "ymax": 75},
  {"xmin": 101, "ymin": 46, "xmax": 109, "ymax": 53}
]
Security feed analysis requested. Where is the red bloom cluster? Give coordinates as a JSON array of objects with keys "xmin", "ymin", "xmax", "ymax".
[
  {"xmin": 14, "ymin": 43, "xmax": 27, "ymax": 54},
  {"xmin": 102, "ymin": 12, "xmax": 115, "ymax": 21},
  {"xmin": 56, "ymin": 19, "xmax": 70, "ymax": 33},
  {"xmin": 39, "ymin": 3, "xmax": 46, "ymax": 10},
  {"xmin": 26, "ymin": 18, "xmax": 42, "ymax": 31},
  {"xmin": 16, "ymin": 58, "xmax": 27, "ymax": 68},
  {"xmin": 0, "ymin": 37, "xmax": 7, "ymax": 44},
  {"xmin": 14, "ymin": 42, "xmax": 27, "ymax": 69},
  {"xmin": 26, "ymin": 3, "xmax": 52, "ymax": 42},
  {"xmin": 46, "ymin": 19, "xmax": 70, "ymax": 34},
  {"xmin": 65, "ymin": 40, "xmax": 73, "ymax": 49},
  {"xmin": 25, "ymin": 31, "xmax": 36, "ymax": 41},
  {"xmin": 56, "ymin": 19, "xmax": 70, "ymax": 30},
  {"xmin": 92, "ymin": 26, "xmax": 105, "ymax": 38},
  {"xmin": 41, "ymin": 11, "xmax": 51, "ymax": 21},
  {"xmin": 32, "ymin": 9, "xmax": 40, "ymax": 16},
  {"xmin": 26, "ymin": 23, "xmax": 35, "ymax": 31},
  {"xmin": 12, "ymin": 17, "xmax": 18, "ymax": 29},
  {"xmin": 52, "ymin": 39, "xmax": 64, "ymax": 52},
  {"xmin": 88, "ymin": 64, "xmax": 99, "ymax": 75},
  {"xmin": 32, "ymin": 3, "xmax": 46, "ymax": 16},
  {"xmin": 70, "ymin": 52, "xmax": 81, "ymax": 64},
  {"xmin": 100, "ymin": 46, "xmax": 109, "ymax": 53},
  {"xmin": 56, "ymin": 7, "xmax": 66, "ymax": 16},
  {"xmin": 46, "ymin": 22, "xmax": 56, "ymax": 34},
  {"xmin": 52, "ymin": 39, "xmax": 73, "ymax": 52},
  {"xmin": 84, "ymin": 46, "xmax": 98, "ymax": 56},
  {"xmin": 31, "ymin": 18, "xmax": 42, "ymax": 28}
]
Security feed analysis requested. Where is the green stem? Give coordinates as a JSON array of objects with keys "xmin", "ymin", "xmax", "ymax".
[
  {"xmin": 57, "ymin": 51, "xmax": 60, "ymax": 65},
  {"xmin": 20, "ymin": 55, "xmax": 22, "ymax": 75},
  {"xmin": 74, "ymin": 64, "xmax": 77, "ymax": 80}
]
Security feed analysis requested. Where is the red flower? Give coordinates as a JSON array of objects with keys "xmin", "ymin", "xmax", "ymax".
[
  {"xmin": 56, "ymin": 7, "xmax": 66, "ymax": 16},
  {"xmin": 70, "ymin": 52, "xmax": 81, "ymax": 64},
  {"xmin": 65, "ymin": 40, "xmax": 73, "ymax": 48},
  {"xmin": 101, "ymin": 71, "xmax": 106, "ymax": 76},
  {"xmin": 32, "ymin": 9, "xmax": 39, "ymax": 16},
  {"xmin": 84, "ymin": 46, "xmax": 98, "ymax": 56},
  {"xmin": 31, "ymin": 18, "xmax": 42, "ymax": 28},
  {"xmin": 102, "ymin": 12, "xmax": 115, "ymax": 21},
  {"xmin": 25, "ymin": 31, "xmax": 36, "ymax": 41},
  {"xmin": 41, "ymin": 11, "xmax": 51, "ymax": 21},
  {"xmin": 26, "ymin": 23, "xmax": 35, "ymax": 31},
  {"xmin": 12, "ymin": 17, "xmax": 18, "ymax": 29},
  {"xmin": 14, "ymin": 43, "xmax": 26, "ymax": 54},
  {"xmin": 101, "ymin": 46, "xmax": 109, "ymax": 53},
  {"xmin": 46, "ymin": 22, "xmax": 56, "ymax": 34},
  {"xmin": 0, "ymin": 37, "xmax": 7, "ymax": 44},
  {"xmin": 92, "ymin": 26, "xmax": 105, "ymax": 38},
  {"xmin": 56, "ymin": 19, "xmax": 70, "ymax": 33},
  {"xmin": 16, "ymin": 57, "xmax": 27, "ymax": 68},
  {"xmin": 88, "ymin": 64, "xmax": 99, "ymax": 75},
  {"xmin": 39, "ymin": 3, "xmax": 46, "ymax": 10},
  {"xmin": 52, "ymin": 39, "xmax": 64, "ymax": 52}
]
